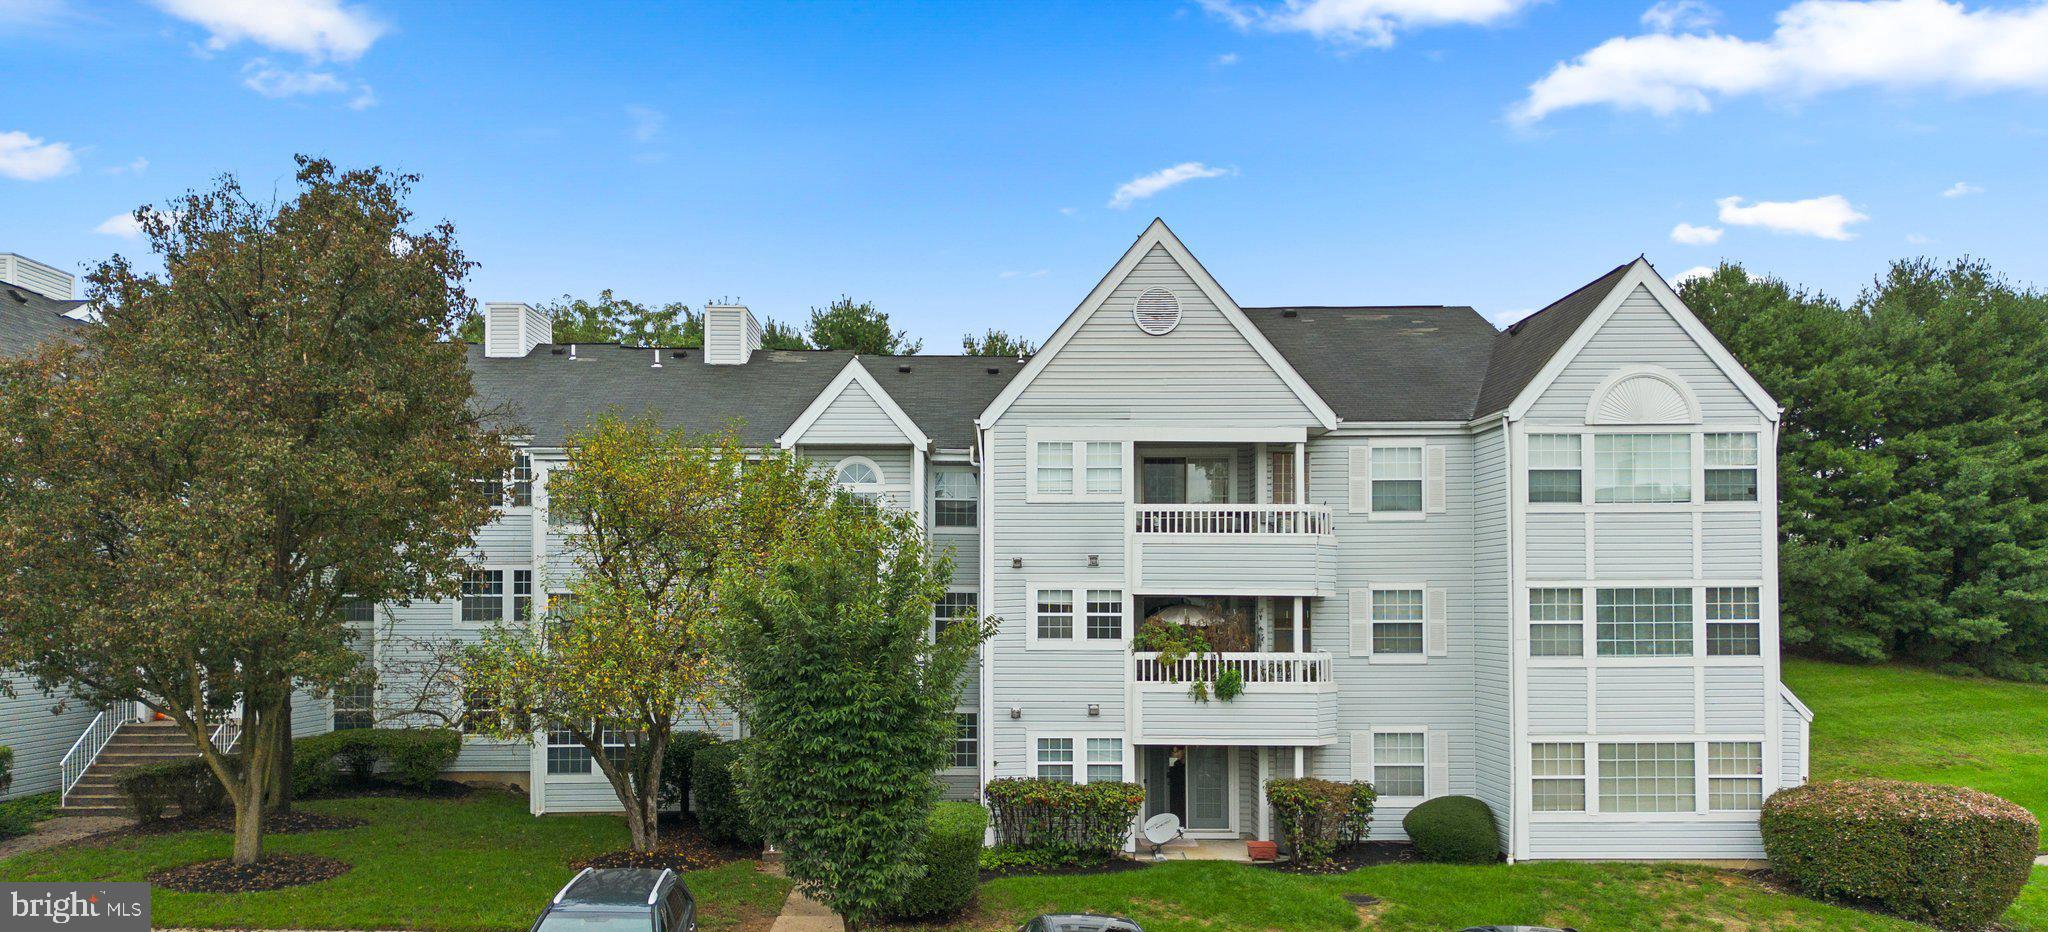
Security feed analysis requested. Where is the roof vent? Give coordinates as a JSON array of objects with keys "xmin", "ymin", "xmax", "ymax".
[
  {"xmin": 1281, "ymin": 309, "xmax": 1299, "ymax": 318},
  {"xmin": 897, "ymin": 365, "xmax": 911, "ymax": 373},
  {"xmin": 986, "ymin": 367, "xmax": 1000, "ymax": 375},
  {"xmin": 1133, "ymin": 288, "xmax": 1181, "ymax": 336}
]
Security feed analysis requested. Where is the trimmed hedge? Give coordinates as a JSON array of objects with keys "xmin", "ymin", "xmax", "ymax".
[
  {"xmin": 884, "ymin": 802, "xmax": 988, "ymax": 921},
  {"xmin": 119, "ymin": 757, "xmax": 231, "ymax": 822},
  {"xmin": 1761, "ymin": 779, "xmax": 2037, "ymax": 929},
  {"xmin": 292, "ymin": 728, "xmax": 461, "ymax": 797},
  {"xmin": 1265, "ymin": 777, "xmax": 1376, "ymax": 867},
  {"xmin": 1402, "ymin": 795, "xmax": 1499, "ymax": 864},
  {"xmin": 985, "ymin": 777, "xmax": 1146, "ymax": 858},
  {"xmin": 691, "ymin": 738, "xmax": 763, "ymax": 847}
]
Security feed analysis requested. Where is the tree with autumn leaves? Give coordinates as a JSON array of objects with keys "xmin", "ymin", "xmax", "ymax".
[{"xmin": 0, "ymin": 158, "xmax": 509, "ymax": 865}]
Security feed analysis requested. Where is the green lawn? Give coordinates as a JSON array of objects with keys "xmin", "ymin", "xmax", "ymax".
[
  {"xmin": 1785, "ymin": 657, "xmax": 2048, "ymax": 847},
  {"xmin": 0, "ymin": 792, "xmax": 791, "ymax": 932}
]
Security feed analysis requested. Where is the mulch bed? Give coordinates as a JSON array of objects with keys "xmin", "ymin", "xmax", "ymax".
[
  {"xmin": 570, "ymin": 831, "xmax": 758, "ymax": 872},
  {"xmin": 148, "ymin": 854, "xmax": 352, "ymax": 892},
  {"xmin": 980, "ymin": 857, "xmax": 1154, "ymax": 881},
  {"xmin": 302, "ymin": 778, "xmax": 476, "ymax": 801},
  {"xmin": 1259, "ymin": 841, "xmax": 1415, "ymax": 874},
  {"xmin": 128, "ymin": 809, "xmax": 368, "ymax": 838}
]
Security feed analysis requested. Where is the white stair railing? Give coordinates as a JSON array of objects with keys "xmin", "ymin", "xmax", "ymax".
[
  {"xmin": 59, "ymin": 706, "xmax": 135, "ymax": 804},
  {"xmin": 209, "ymin": 718, "xmax": 242, "ymax": 754}
]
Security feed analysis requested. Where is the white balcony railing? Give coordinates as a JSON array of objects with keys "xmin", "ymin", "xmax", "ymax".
[
  {"xmin": 1131, "ymin": 503, "xmax": 1332, "ymax": 536},
  {"xmin": 1133, "ymin": 651, "xmax": 1332, "ymax": 686}
]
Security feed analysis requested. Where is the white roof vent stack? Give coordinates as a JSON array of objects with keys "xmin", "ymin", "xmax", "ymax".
[
  {"xmin": 0, "ymin": 254, "xmax": 74, "ymax": 300},
  {"xmin": 482, "ymin": 302, "xmax": 551, "ymax": 358},
  {"xmin": 704, "ymin": 304, "xmax": 762, "ymax": 365}
]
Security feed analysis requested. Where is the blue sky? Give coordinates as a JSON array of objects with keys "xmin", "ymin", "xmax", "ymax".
[{"xmin": 3, "ymin": 0, "xmax": 2045, "ymax": 346}]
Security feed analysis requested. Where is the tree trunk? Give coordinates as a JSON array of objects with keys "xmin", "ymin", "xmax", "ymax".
[
  {"xmin": 264, "ymin": 691, "xmax": 292, "ymax": 814},
  {"xmin": 229, "ymin": 703, "xmax": 278, "ymax": 866}
]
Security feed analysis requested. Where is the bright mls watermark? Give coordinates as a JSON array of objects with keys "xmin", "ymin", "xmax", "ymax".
[{"xmin": 5, "ymin": 883, "xmax": 150, "ymax": 932}]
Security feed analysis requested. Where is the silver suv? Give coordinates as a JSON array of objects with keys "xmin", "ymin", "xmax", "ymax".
[{"xmin": 530, "ymin": 868, "xmax": 695, "ymax": 932}]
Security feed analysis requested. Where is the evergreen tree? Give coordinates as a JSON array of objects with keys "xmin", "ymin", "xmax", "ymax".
[
  {"xmin": 961, "ymin": 328, "xmax": 1035, "ymax": 357},
  {"xmin": 807, "ymin": 296, "xmax": 920, "ymax": 354}
]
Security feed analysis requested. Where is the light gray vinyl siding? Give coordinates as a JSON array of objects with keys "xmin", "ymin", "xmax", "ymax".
[
  {"xmin": 453, "ymin": 738, "xmax": 530, "ymax": 772},
  {"xmin": 0, "ymin": 675, "xmax": 97, "ymax": 799},
  {"xmin": 801, "ymin": 381, "xmax": 913, "ymax": 445},
  {"xmin": 938, "ymin": 771, "xmax": 978, "ymax": 802},
  {"xmin": 291, "ymin": 687, "xmax": 333, "ymax": 738},
  {"xmin": 1593, "ymin": 667, "xmax": 1694, "ymax": 734},
  {"xmin": 1134, "ymin": 687, "xmax": 1336, "ymax": 745},
  {"xmin": 1526, "ymin": 818, "xmax": 1762, "ymax": 860},
  {"xmin": 1470, "ymin": 425, "xmax": 1514, "ymax": 848},
  {"xmin": 1523, "ymin": 285, "xmax": 1766, "ymax": 425},
  {"xmin": 540, "ymin": 779, "xmax": 622, "ymax": 814},
  {"xmin": 1592, "ymin": 513, "xmax": 1692, "ymax": 579},
  {"xmin": 1525, "ymin": 514, "xmax": 1586, "ymax": 579},
  {"xmin": 1780, "ymin": 691, "xmax": 1809, "ymax": 787},
  {"xmin": 1704, "ymin": 667, "xmax": 1766, "ymax": 732},
  {"xmin": 1701, "ymin": 512, "xmax": 1764, "ymax": 578},
  {"xmin": 1526, "ymin": 668, "xmax": 1589, "ymax": 733},
  {"xmin": 1132, "ymin": 537, "xmax": 1332, "ymax": 596}
]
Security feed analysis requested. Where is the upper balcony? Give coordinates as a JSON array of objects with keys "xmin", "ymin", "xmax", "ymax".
[
  {"xmin": 1129, "ymin": 651, "xmax": 1338, "ymax": 746},
  {"xmin": 1128, "ymin": 503, "xmax": 1337, "ymax": 596}
]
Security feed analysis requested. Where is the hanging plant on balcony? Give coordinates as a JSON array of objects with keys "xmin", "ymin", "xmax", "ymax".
[
  {"xmin": 1214, "ymin": 667, "xmax": 1245, "ymax": 702},
  {"xmin": 1133, "ymin": 611, "xmax": 1251, "ymax": 703}
]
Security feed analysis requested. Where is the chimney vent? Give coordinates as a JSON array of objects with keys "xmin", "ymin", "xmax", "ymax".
[
  {"xmin": 482, "ymin": 302, "xmax": 551, "ymax": 358},
  {"xmin": 0, "ymin": 254, "xmax": 74, "ymax": 300},
  {"xmin": 703, "ymin": 304, "xmax": 762, "ymax": 365}
]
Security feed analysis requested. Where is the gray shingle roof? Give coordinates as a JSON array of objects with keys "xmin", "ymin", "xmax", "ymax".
[
  {"xmin": 1473, "ymin": 262, "xmax": 1633, "ymax": 418},
  {"xmin": 1243, "ymin": 305, "xmax": 1499, "ymax": 422},
  {"xmin": 466, "ymin": 344, "xmax": 1022, "ymax": 449},
  {"xmin": 0, "ymin": 286, "xmax": 85, "ymax": 358}
]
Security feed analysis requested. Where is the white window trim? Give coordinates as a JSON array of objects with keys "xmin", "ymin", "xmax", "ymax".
[
  {"xmin": 1028, "ymin": 730, "xmax": 1131, "ymax": 785},
  {"xmin": 1520, "ymin": 583, "xmax": 1769, "ymax": 668},
  {"xmin": 945, "ymin": 707, "xmax": 980, "ymax": 774},
  {"xmin": 1520, "ymin": 423, "xmax": 1770, "ymax": 515},
  {"xmin": 1524, "ymin": 736, "xmax": 1771, "ymax": 823},
  {"xmin": 1363, "ymin": 439, "xmax": 1427, "ymax": 521},
  {"xmin": 1025, "ymin": 428, "xmax": 1127, "ymax": 503},
  {"xmin": 543, "ymin": 722, "xmax": 626, "ymax": 784},
  {"xmin": 1351, "ymin": 725, "xmax": 1449, "ymax": 805},
  {"xmin": 931, "ymin": 468, "xmax": 978, "ymax": 533},
  {"xmin": 833, "ymin": 455, "xmax": 887, "ymax": 503},
  {"xmin": 1351, "ymin": 583, "xmax": 1444, "ymax": 663},
  {"xmin": 1024, "ymin": 580, "xmax": 1128, "ymax": 651},
  {"xmin": 456, "ymin": 565, "xmax": 529, "ymax": 630}
]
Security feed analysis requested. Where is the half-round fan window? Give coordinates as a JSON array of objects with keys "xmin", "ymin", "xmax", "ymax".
[
  {"xmin": 834, "ymin": 457, "xmax": 885, "ymax": 504},
  {"xmin": 1133, "ymin": 288, "xmax": 1181, "ymax": 335},
  {"xmin": 1590, "ymin": 372, "xmax": 1698, "ymax": 425}
]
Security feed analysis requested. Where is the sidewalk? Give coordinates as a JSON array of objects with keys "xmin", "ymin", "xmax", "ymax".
[
  {"xmin": 761, "ymin": 861, "xmax": 844, "ymax": 932},
  {"xmin": 0, "ymin": 813, "xmax": 132, "ymax": 860}
]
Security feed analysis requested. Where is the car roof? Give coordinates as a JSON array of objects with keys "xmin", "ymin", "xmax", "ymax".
[
  {"xmin": 1032, "ymin": 915, "xmax": 1141, "ymax": 932},
  {"xmin": 554, "ymin": 868, "xmax": 680, "ymax": 908}
]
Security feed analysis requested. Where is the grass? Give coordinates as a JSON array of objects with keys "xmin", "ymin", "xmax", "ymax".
[
  {"xmin": 0, "ymin": 791, "xmax": 791, "ymax": 932},
  {"xmin": 1785, "ymin": 657, "xmax": 2048, "ymax": 848}
]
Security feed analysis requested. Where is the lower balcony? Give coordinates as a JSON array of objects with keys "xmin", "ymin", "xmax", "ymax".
[{"xmin": 1129, "ymin": 651, "xmax": 1338, "ymax": 747}]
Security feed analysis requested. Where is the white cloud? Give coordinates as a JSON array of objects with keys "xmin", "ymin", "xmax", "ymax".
[
  {"xmin": 626, "ymin": 105, "xmax": 665, "ymax": 143},
  {"xmin": 1059, "ymin": 206, "xmax": 1079, "ymax": 216},
  {"xmin": 0, "ymin": 0, "xmax": 71, "ymax": 30},
  {"xmin": 1716, "ymin": 194, "xmax": 1868, "ymax": 240},
  {"xmin": 1198, "ymin": 0, "xmax": 1538, "ymax": 48},
  {"xmin": 1108, "ymin": 162, "xmax": 1234, "ymax": 209},
  {"xmin": 1906, "ymin": 232, "xmax": 1934, "ymax": 244},
  {"xmin": 1671, "ymin": 265, "xmax": 1717, "ymax": 284},
  {"xmin": 1641, "ymin": 0, "xmax": 1719, "ymax": 33},
  {"xmin": 94, "ymin": 212, "xmax": 144, "ymax": 239},
  {"xmin": 1485, "ymin": 306, "xmax": 1535, "ymax": 327},
  {"xmin": 241, "ymin": 58, "xmax": 374, "ymax": 107},
  {"xmin": 1513, "ymin": 0, "xmax": 2048, "ymax": 124},
  {"xmin": 105, "ymin": 156, "xmax": 150, "ymax": 175},
  {"xmin": 0, "ymin": 130, "xmax": 77, "ymax": 181},
  {"xmin": 1216, "ymin": 52, "xmax": 1240, "ymax": 65},
  {"xmin": 1942, "ymin": 180, "xmax": 1982, "ymax": 197},
  {"xmin": 1670, "ymin": 222, "xmax": 1724, "ymax": 244},
  {"xmin": 152, "ymin": 0, "xmax": 385, "ymax": 62}
]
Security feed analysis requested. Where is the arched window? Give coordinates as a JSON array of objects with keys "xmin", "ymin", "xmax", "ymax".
[
  {"xmin": 833, "ymin": 456, "xmax": 886, "ymax": 505},
  {"xmin": 1587, "ymin": 367, "xmax": 1700, "ymax": 425}
]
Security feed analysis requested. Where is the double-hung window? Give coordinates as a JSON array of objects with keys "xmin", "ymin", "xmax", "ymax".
[
  {"xmin": 1031, "ymin": 587, "xmax": 1123, "ymax": 647},
  {"xmin": 1531, "ymin": 743, "xmax": 1587, "ymax": 812},
  {"xmin": 461, "ymin": 687, "xmax": 496, "ymax": 734},
  {"xmin": 461, "ymin": 569, "xmax": 533, "ymax": 627},
  {"xmin": 1035, "ymin": 737, "xmax": 1074, "ymax": 783},
  {"xmin": 546, "ymin": 723, "xmax": 629, "ymax": 775},
  {"xmin": 1371, "ymin": 445, "xmax": 1425, "ymax": 513},
  {"xmin": 1084, "ymin": 590, "xmax": 1124, "ymax": 641},
  {"xmin": 933, "ymin": 591, "xmax": 978, "ymax": 637},
  {"xmin": 1085, "ymin": 738, "xmax": 1124, "ymax": 783},
  {"xmin": 1598, "ymin": 742, "xmax": 1695, "ymax": 813},
  {"xmin": 1371, "ymin": 589, "xmax": 1425, "ymax": 656},
  {"xmin": 950, "ymin": 713, "xmax": 979, "ymax": 769},
  {"xmin": 1034, "ymin": 440, "xmax": 1120, "ymax": 498},
  {"xmin": 1596, "ymin": 587, "xmax": 1693, "ymax": 657},
  {"xmin": 333, "ymin": 600, "xmax": 375, "ymax": 730},
  {"xmin": 1035, "ymin": 736, "xmax": 1123, "ymax": 783},
  {"xmin": 1372, "ymin": 732, "xmax": 1427, "ymax": 798},
  {"xmin": 1527, "ymin": 434, "xmax": 1583, "ymax": 503},
  {"xmin": 1528, "ymin": 588, "xmax": 1585, "ymax": 657},
  {"xmin": 479, "ymin": 451, "xmax": 534, "ymax": 507},
  {"xmin": 1593, "ymin": 434, "xmax": 1691, "ymax": 503},
  {"xmin": 1706, "ymin": 587, "xmax": 1762, "ymax": 656},
  {"xmin": 1704, "ymin": 433, "xmax": 1760, "ymax": 502},
  {"xmin": 933, "ymin": 470, "xmax": 977, "ymax": 528},
  {"xmin": 1708, "ymin": 742, "xmax": 1765, "ymax": 810}
]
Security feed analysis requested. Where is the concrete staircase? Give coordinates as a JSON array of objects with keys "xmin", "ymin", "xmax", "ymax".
[{"xmin": 60, "ymin": 721, "xmax": 203, "ymax": 815}]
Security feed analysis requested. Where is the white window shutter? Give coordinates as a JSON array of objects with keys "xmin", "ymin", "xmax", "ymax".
[
  {"xmin": 1426, "ymin": 730, "xmax": 1450, "ymax": 798},
  {"xmin": 1425, "ymin": 587, "xmax": 1449, "ymax": 657},
  {"xmin": 1350, "ymin": 729, "xmax": 1373, "ymax": 781},
  {"xmin": 1424, "ymin": 443, "xmax": 1447, "ymax": 514},
  {"xmin": 1348, "ymin": 588, "xmax": 1373, "ymax": 657},
  {"xmin": 1348, "ymin": 446, "xmax": 1373, "ymax": 514}
]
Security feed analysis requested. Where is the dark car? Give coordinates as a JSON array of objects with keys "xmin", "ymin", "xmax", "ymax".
[
  {"xmin": 532, "ymin": 867, "xmax": 695, "ymax": 932},
  {"xmin": 1020, "ymin": 915, "xmax": 1143, "ymax": 932}
]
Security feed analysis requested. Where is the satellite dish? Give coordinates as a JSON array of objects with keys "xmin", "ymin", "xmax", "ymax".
[{"xmin": 1142, "ymin": 813, "xmax": 1181, "ymax": 844}]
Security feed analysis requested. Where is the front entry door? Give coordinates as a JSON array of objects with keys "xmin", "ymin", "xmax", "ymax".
[{"xmin": 1142, "ymin": 746, "xmax": 1232, "ymax": 834}]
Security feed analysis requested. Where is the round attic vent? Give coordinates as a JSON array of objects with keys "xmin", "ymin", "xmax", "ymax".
[{"xmin": 1133, "ymin": 288, "xmax": 1181, "ymax": 335}]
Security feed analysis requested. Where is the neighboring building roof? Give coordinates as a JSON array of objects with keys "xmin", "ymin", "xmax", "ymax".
[
  {"xmin": 1243, "ymin": 305, "xmax": 1499, "ymax": 422},
  {"xmin": 466, "ymin": 344, "xmax": 1023, "ymax": 449},
  {"xmin": 0, "ymin": 286, "xmax": 86, "ymax": 358},
  {"xmin": 1473, "ymin": 262, "xmax": 1634, "ymax": 418}
]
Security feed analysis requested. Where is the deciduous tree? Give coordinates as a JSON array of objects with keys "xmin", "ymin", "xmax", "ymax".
[{"xmin": 961, "ymin": 328, "xmax": 1035, "ymax": 357}]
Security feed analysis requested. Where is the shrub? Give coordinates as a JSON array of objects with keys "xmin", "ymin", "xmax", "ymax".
[
  {"xmin": 642, "ymin": 730, "xmax": 719, "ymax": 813},
  {"xmin": 692, "ymin": 738, "xmax": 762, "ymax": 847},
  {"xmin": 1761, "ymin": 779, "xmax": 2037, "ymax": 929},
  {"xmin": 885, "ymin": 802, "xmax": 988, "ymax": 921},
  {"xmin": 1403, "ymin": 795, "xmax": 1498, "ymax": 864},
  {"xmin": 291, "ymin": 728, "xmax": 461, "ymax": 796},
  {"xmin": 0, "ymin": 792, "xmax": 56, "ymax": 839},
  {"xmin": 119, "ymin": 757, "xmax": 231, "ymax": 822},
  {"xmin": 984, "ymin": 777, "xmax": 1146, "ymax": 857},
  {"xmin": 1265, "ymin": 777, "xmax": 1376, "ymax": 867},
  {"xmin": 0, "ymin": 745, "xmax": 13, "ymax": 797},
  {"xmin": 979, "ymin": 842, "xmax": 1103, "ymax": 873}
]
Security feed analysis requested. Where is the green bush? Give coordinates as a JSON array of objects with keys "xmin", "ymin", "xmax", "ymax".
[
  {"xmin": 984, "ymin": 778, "xmax": 1146, "ymax": 857},
  {"xmin": 1265, "ymin": 777, "xmax": 1376, "ymax": 867},
  {"xmin": 691, "ymin": 738, "xmax": 762, "ymax": 847},
  {"xmin": 292, "ymin": 728, "xmax": 461, "ymax": 796},
  {"xmin": 642, "ymin": 730, "xmax": 719, "ymax": 813},
  {"xmin": 1402, "ymin": 795, "xmax": 1499, "ymax": 864},
  {"xmin": 0, "ymin": 744, "xmax": 14, "ymax": 797},
  {"xmin": 979, "ymin": 842, "xmax": 1103, "ymax": 873},
  {"xmin": 118, "ymin": 757, "xmax": 231, "ymax": 822},
  {"xmin": 0, "ymin": 792, "xmax": 55, "ymax": 839},
  {"xmin": 885, "ymin": 802, "xmax": 987, "ymax": 921},
  {"xmin": 1761, "ymin": 779, "xmax": 2037, "ymax": 929}
]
